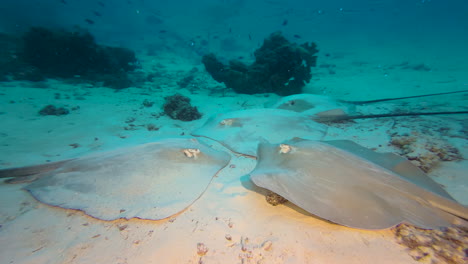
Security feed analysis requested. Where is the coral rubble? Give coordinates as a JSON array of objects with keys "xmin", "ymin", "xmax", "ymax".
[
  {"xmin": 38, "ymin": 105, "xmax": 70, "ymax": 116},
  {"xmin": 265, "ymin": 190, "xmax": 288, "ymax": 206},
  {"xmin": 393, "ymin": 223, "xmax": 468, "ymax": 264},
  {"xmin": 390, "ymin": 133, "xmax": 462, "ymax": 172},
  {"xmin": 163, "ymin": 93, "xmax": 202, "ymax": 121}
]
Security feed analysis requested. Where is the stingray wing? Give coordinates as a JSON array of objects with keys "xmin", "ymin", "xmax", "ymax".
[
  {"xmin": 24, "ymin": 138, "xmax": 231, "ymax": 221},
  {"xmin": 250, "ymin": 139, "xmax": 467, "ymax": 230}
]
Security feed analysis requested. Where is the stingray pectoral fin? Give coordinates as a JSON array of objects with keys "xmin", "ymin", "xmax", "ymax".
[
  {"xmin": 324, "ymin": 140, "xmax": 455, "ymax": 200},
  {"xmin": 391, "ymin": 160, "xmax": 456, "ymax": 200},
  {"xmin": 0, "ymin": 160, "xmax": 73, "ymax": 182},
  {"xmin": 423, "ymin": 193, "xmax": 468, "ymax": 221},
  {"xmin": 4, "ymin": 175, "xmax": 40, "ymax": 184}
]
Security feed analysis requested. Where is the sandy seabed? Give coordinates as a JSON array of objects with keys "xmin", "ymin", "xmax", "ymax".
[{"xmin": 0, "ymin": 47, "xmax": 467, "ymax": 264}]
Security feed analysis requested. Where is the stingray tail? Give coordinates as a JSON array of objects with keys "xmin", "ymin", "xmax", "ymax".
[
  {"xmin": 312, "ymin": 111, "xmax": 468, "ymax": 123},
  {"xmin": 0, "ymin": 160, "xmax": 73, "ymax": 183},
  {"xmin": 340, "ymin": 90, "xmax": 468, "ymax": 105}
]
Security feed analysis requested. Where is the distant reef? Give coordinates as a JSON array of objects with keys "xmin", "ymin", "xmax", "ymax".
[
  {"xmin": 0, "ymin": 27, "xmax": 139, "ymax": 89},
  {"xmin": 202, "ymin": 31, "xmax": 318, "ymax": 96}
]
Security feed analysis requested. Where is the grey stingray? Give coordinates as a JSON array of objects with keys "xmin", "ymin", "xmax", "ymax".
[
  {"xmin": 2, "ymin": 138, "xmax": 231, "ymax": 221},
  {"xmin": 265, "ymin": 91, "xmax": 468, "ymax": 114},
  {"xmin": 250, "ymin": 139, "xmax": 468, "ymax": 230},
  {"xmin": 265, "ymin": 92, "xmax": 468, "ymax": 122},
  {"xmin": 192, "ymin": 108, "xmax": 328, "ymax": 157}
]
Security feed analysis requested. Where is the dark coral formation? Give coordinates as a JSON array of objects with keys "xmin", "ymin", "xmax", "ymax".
[
  {"xmin": 0, "ymin": 27, "xmax": 139, "ymax": 89},
  {"xmin": 163, "ymin": 94, "xmax": 202, "ymax": 121},
  {"xmin": 202, "ymin": 31, "xmax": 318, "ymax": 96},
  {"xmin": 38, "ymin": 105, "xmax": 70, "ymax": 116},
  {"xmin": 0, "ymin": 33, "xmax": 43, "ymax": 82},
  {"xmin": 22, "ymin": 27, "xmax": 134, "ymax": 77}
]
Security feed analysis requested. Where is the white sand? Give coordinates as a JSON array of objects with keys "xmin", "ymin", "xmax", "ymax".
[{"xmin": 0, "ymin": 48, "xmax": 467, "ymax": 264}]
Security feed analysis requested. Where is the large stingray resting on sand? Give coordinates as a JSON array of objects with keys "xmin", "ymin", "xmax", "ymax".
[
  {"xmin": 266, "ymin": 91, "xmax": 468, "ymax": 122},
  {"xmin": 1, "ymin": 138, "xmax": 230, "ymax": 221},
  {"xmin": 250, "ymin": 138, "xmax": 468, "ymax": 230}
]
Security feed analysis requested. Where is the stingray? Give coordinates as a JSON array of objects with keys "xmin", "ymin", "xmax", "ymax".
[
  {"xmin": 192, "ymin": 108, "xmax": 328, "ymax": 157},
  {"xmin": 0, "ymin": 138, "xmax": 230, "ymax": 221},
  {"xmin": 266, "ymin": 91, "xmax": 468, "ymax": 122},
  {"xmin": 250, "ymin": 138, "xmax": 468, "ymax": 230},
  {"xmin": 267, "ymin": 90, "xmax": 468, "ymax": 113}
]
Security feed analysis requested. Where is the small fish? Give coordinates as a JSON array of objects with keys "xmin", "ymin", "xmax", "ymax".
[
  {"xmin": 85, "ymin": 19, "xmax": 95, "ymax": 25},
  {"xmin": 282, "ymin": 19, "xmax": 288, "ymax": 26},
  {"xmin": 159, "ymin": 30, "xmax": 167, "ymax": 33},
  {"xmin": 293, "ymin": 34, "xmax": 301, "ymax": 39},
  {"xmin": 213, "ymin": 35, "xmax": 219, "ymax": 39},
  {"xmin": 248, "ymin": 34, "xmax": 252, "ymax": 40},
  {"xmin": 93, "ymin": 11, "xmax": 102, "ymax": 17},
  {"xmin": 229, "ymin": 27, "xmax": 232, "ymax": 33},
  {"xmin": 60, "ymin": 0, "xmax": 67, "ymax": 4},
  {"xmin": 98, "ymin": 1, "xmax": 105, "ymax": 7}
]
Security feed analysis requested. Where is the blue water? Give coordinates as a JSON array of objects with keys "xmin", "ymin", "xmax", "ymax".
[
  {"xmin": 1, "ymin": 1, "xmax": 467, "ymax": 96},
  {"xmin": 1, "ymin": 0, "xmax": 467, "ymax": 50}
]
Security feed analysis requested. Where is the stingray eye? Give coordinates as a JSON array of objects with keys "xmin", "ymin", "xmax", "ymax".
[
  {"xmin": 279, "ymin": 144, "xmax": 292, "ymax": 154},
  {"xmin": 219, "ymin": 119, "xmax": 234, "ymax": 126},
  {"xmin": 289, "ymin": 100, "xmax": 295, "ymax": 106},
  {"xmin": 183, "ymin": 148, "xmax": 201, "ymax": 159}
]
